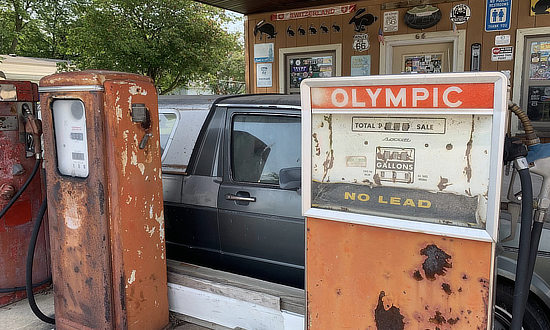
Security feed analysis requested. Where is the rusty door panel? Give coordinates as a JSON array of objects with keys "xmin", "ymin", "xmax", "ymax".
[
  {"xmin": 103, "ymin": 80, "xmax": 168, "ymax": 330},
  {"xmin": 307, "ymin": 217, "xmax": 493, "ymax": 329}
]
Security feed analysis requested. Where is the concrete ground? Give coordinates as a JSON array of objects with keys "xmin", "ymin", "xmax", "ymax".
[{"xmin": 0, "ymin": 289, "xmax": 211, "ymax": 329}]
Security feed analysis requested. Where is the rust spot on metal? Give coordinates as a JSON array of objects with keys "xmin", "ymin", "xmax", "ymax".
[
  {"xmin": 312, "ymin": 133, "xmax": 321, "ymax": 156},
  {"xmin": 420, "ymin": 244, "xmax": 452, "ymax": 280},
  {"xmin": 373, "ymin": 173, "xmax": 381, "ymax": 185},
  {"xmin": 437, "ymin": 177, "xmax": 451, "ymax": 191},
  {"xmin": 413, "ymin": 270, "xmax": 423, "ymax": 281},
  {"xmin": 441, "ymin": 283, "xmax": 452, "ymax": 295},
  {"xmin": 429, "ymin": 311, "xmax": 446, "ymax": 324},
  {"xmin": 374, "ymin": 291, "xmax": 404, "ymax": 330},
  {"xmin": 448, "ymin": 317, "xmax": 460, "ymax": 324},
  {"xmin": 463, "ymin": 115, "xmax": 475, "ymax": 183},
  {"xmin": 321, "ymin": 115, "xmax": 334, "ymax": 182},
  {"xmin": 446, "ymin": 143, "xmax": 453, "ymax": 150},
  {"xmin": 462, "ymin": 274, "xmax": 469, "ymax": 280},
  {"xmin": 336, "ymin": 288, "xmax": 341, "ymax": 296},
  {"xmin": 98, "ymin": 182, "xmax": 105, "ymax": 215}
]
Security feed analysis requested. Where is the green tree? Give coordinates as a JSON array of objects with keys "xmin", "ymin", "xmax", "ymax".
[
  {"xmin": 207, "ymin": 44, "xmax": 245, "ymax": 95},
  {"xmin": 65, "ymin": 0, "xmax": 242, "ymax": 94}
]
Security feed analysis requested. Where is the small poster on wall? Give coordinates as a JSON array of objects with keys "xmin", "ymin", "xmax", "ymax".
[
  {"xmin": 257, "ymin": 63, "xmax": 273, "ymax": 87},
  {"xmin": 254, "ymin": 43, "xmax": 274, "ymax": 63},
  {"xmin": 351, "ymin": 55, "xmax": 371, "ymax": 76},
  {"xmin": 383, "ymin": 11, "xmax": 398, "ymax": 32}
]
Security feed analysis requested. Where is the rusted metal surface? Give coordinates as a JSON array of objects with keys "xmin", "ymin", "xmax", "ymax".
[
  {"xmin": 306, "ymin": 218, "xmax": 493, "ymax": 329},
  {"xmin": 0, "ymin": 81, "xmax": 50, "ymax": 307},
  {"xmin": 40, "ymin": 71, "xmax": 168, "ymax": 329}
]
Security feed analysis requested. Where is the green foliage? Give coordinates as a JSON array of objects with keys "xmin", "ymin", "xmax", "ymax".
[
  {"xmin": 64, "ymin": 0, "xmax": 242, "ymax": 94},
  {"xmin": 0, "ymin": 0, "xmax": 244, "ymax": 94},
  {"xmin": 206, "ymin": 44, "xmax": 245, "ymax": 95}
]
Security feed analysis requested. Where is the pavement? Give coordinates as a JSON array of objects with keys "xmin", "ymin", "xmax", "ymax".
[
  {"xmin": 0, "ymin": 289, "xmax": 211, "ymax": 329},
  {"xmin": 0, "ymin": 290, "xmax": 55, "ymax": 330}
]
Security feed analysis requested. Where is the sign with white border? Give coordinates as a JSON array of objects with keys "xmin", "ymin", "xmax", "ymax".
[
  {"xmin": 256, "ymin": 63, "xmax": 272, "ymax": 87},
  {"xmin": 300, "ymin": 73, "xmax": 507, "ymax": 242},
  {"xmin": 383, "ymin": 11, "xmax": 399, "ymax": 32}
]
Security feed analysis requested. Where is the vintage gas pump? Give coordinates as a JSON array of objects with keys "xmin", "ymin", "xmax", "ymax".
[
  {"xmin": 301, "ymin": 73, "xmax": 507, "ymax": 329},
  {"xmin": 39, "ymin": 71, "xmax": 169, "ymax": 329},
  {"xmin": 0, "ymin": 80, "xmax": 50, "ymax": 306}
]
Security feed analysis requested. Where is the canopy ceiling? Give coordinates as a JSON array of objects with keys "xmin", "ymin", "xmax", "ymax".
[{"xmin": 196, "ymin": 0, "xmax": 347, "ymax": 15}]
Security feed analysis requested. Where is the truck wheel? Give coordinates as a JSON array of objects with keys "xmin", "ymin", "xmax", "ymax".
[{"xmin": 494, "ymin": 281, "xmax": 550, "ymax": 330}]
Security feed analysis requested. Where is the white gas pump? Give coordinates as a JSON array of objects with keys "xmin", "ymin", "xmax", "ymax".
[{"xmin": 301, "ymin": 73, "xmax": 507, "ymax": 329}]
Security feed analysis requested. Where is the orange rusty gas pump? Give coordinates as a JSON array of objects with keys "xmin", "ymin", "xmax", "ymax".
[
  {"xmin": 0, "ymin": 80, "xmax": 51, "ymax": 306},
  {"xmin": 300, "ymin": 73, "xmax": 508, "ymax": 329},
  {"xmin": 39, "ymin": 71, "xmax": 169, "ymax": 329}
]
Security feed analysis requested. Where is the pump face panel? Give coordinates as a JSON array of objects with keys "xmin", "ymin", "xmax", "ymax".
[
  {"xmin": 301, "ymin": 73, "xmax": 507, "ymax": 329},
  {"xmin": 52, "ymin": 99, "xmax": 89, "ymax": 178}
]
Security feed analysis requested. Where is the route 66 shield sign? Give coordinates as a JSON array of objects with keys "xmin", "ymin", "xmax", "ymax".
[{"xmin": 353, "ymin": 33, "xmax": 370, "ymax": 52}]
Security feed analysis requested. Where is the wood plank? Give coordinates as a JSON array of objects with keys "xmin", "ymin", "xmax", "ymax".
[
  {"xmin": 497, "ymin": 0, "xmax": 519, "ymax": 78},
  {"xmin": 368, "ymin": 4, "xmax": 381, "ymax": 75},
  {"xmin": 535, "ymin": 12, "xmax": 550, "ymax": 27},
  {"xmin": 244, "ymin": 18, "xmax": 251, "ymax": 93},
  {"xmin": 467, "ymin": 0, "xmax": 495, "ymax": 72},
  {"xmin": 307, "ymin": 17, "xmax": 321, "ymax": 46},
  {"xmin": 518, "ymin": 0, "xmax": 536, "ymax": 28},
  {"xmin": 318, "ymin": 18, "xmax": 331, "ymax": 45},
  {"xmin": 168, "ymin": 272, "xmax": 281, "ymax": 311},
  {"xmin": 296, "ymin": 19, "xmax": 308, "ymax": 47},
  {"xmin": 329, "ymin": 12, "xmax": 343, "ymax": 45},
  {"xmin": 167, "ymin": 260, "xmax": 306, "ymax": 314},
  {"xmin": 437, "ymin": 2, "xmax": 452, "ymax": 31}
]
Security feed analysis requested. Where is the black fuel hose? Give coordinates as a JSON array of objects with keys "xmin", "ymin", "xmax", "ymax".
[
  {"xmin": 511, "ymin": 166, "xmax": 534, "ymax": 330},
  {"xmin": 0, "ymin": 277, "xmax": 51, "ymax": 293},
  {"xmin": 521, "ymin": 220, "xmax": 544, "ymax": 308},
  {"xmin": 0, "ymin": 158, "xmax": 41, "ymax": 219},
  {"xmin": 26, "ymin": 197, "xmax": 55, "ymax": 324}
]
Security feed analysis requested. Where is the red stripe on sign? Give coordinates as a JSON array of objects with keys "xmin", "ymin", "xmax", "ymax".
[{"xmin": 310, "ymin": 84, "xmax": 495, "ymax": 109}]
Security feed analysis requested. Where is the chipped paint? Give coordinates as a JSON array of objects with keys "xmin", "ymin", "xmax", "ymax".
[
  {"xmin": 129, "ymin": 85, "xmax": 147, "ymax": 96},
  {"xmin": 321, "ymin": 115, "xmax": 334, "ymax": 182},
  {"xmin": 421, "ymin": 244, "xmax": 452, "ymax": 280},
  {"xmin": 463, "ymin": 115, "xmax": 475, "ymax": 183},
  {"xmin": 155, "ymin": 211, "xmax": 165, "ymax": 243},
  {"xmin": 145, "ymin": 225, "xmax": 155, "ymax": 237},
  {"xmin": 374, "ymin": 291, "xmax": 405, "ymax": 330},
  {"xmin": 127, "ymin": 270, "xmax": 136, "ymax": 285},
  {"xmin": 138, "ymin": 163, "xmax": 145, "ymax": 175}
]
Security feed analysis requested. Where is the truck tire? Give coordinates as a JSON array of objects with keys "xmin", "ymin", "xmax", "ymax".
[{"xmin": 494, "ymin": 281, "xmax": 550, "ymax": 330}]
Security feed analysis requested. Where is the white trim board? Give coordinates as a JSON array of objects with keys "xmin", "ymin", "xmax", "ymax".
[
  {"xmin": 511, "ymin": 27, "xmax": 550, "ymax": 135},
  {"xmin": 379, "ymin": 30, "xmax": 466, "ymax": 74},
  {"xmin": 168, "ymin": 283, "xmax": 305, "ymax": 330}
]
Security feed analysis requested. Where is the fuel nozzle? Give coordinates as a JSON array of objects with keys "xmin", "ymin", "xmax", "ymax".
[{"xmin": 22, "ymin": 103, "xmax": 43, "ymax": 157}]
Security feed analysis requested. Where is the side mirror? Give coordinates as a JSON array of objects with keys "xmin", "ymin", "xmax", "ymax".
[{"xmin": 279, "ymin": 167, "xmax": 301, "ymax": 191}]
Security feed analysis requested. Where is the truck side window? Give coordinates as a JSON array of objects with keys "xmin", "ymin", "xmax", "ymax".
[
  {"xmin": 159, "ymin": 112, "xmax": 178, "ymax": 158},
  {"xmin": 231, "ymin": 114, "xmax": 300, "ymax": 185}
]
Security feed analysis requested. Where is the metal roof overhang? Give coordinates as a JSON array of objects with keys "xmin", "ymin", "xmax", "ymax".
[{"xmin": 196, "ymin": 0, "xmax": 347, "ymax": 15}]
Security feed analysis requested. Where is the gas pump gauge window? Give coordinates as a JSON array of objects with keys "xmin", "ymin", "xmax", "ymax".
[{"xmin": 52, "ymin": 99, "xmax": 89, "ymax": 178}]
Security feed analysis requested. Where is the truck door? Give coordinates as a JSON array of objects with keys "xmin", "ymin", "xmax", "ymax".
[{"xmin": 217, "ymin": 108, "xmax": 304, "ymax": 288}]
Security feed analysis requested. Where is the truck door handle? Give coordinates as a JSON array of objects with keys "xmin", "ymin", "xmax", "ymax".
[{"xmin": 225, "ymin": 193, "xmax": 256, "ymax": 202}]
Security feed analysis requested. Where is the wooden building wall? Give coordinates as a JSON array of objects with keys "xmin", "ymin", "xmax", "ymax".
[{"xmin": 245, "ymin": 0, "xmax": 550, "ymax": 94}]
